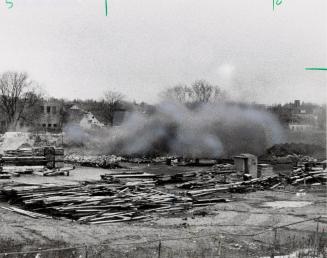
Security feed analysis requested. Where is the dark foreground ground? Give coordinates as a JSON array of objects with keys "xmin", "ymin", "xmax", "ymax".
[{"xmin": 0, "ymin": 164, "xmax": 326, "ymax": 258}]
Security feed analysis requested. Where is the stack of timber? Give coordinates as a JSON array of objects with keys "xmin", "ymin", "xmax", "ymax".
[
  {"xmin": 285, "ymin": 163, "xmax": 327, "ymax": 185},
  {"xmin": 54, "ymin": 147, "xmax": 64, "ymax": 168},
  {"xmin": 186, "ymin": 175, "xmax": 281, "ymax": 197},
  {"xmin": 0, "ymin": 180, "xmax": 195, "ymax": 224},
  {"xmin": 2, "ymin": 166, "xmax": 45, "ymax": 175},
  {"xmin": 157, "ymin": 170, "xmax": 204, "ymax": 185},
  {"xmin": 33, "ymin": 166, "xmax": 75, "ymax": 176},
  {"xmin": 101, "ymin": 171, "xmax": 157, "ymax": 187},
  {"xmin": 156, "ymin": 167, "xmax": 234, "ymax": 189},
  {"xmin": 210, "ymin": 163, "xmax": 236, "ymax": 174},
  {"xmin": 0, "ymin": 166, "xmax": 13, "ymax": 179},
  {"xmin": 1, "ymin": 147, "xmax": 64, "ymax": 169}
]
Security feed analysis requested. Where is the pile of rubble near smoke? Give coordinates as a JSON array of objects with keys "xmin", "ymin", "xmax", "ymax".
[
  {"xmin": 64, "ymin": 153, "xmax": 124, "ymax": 169},
  {"xmin": 261, "ymin": 143, "xmax": 325, "ymax": 163}
]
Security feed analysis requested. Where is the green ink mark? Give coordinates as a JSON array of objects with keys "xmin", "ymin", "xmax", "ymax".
[
  {"xmin": 105, "ymin": 0, "xmax": 108, "ymax": 16},
  {"xmin": 6, "ymin": 0, "xmax": 13, "ymax": 9},
  {"xmin": 273, "ymin": 0, "xmax": 283, "ymax": 11},
  {"xmin": 305, "ymin": 68, "xmax": 327, "ymax": 71}
]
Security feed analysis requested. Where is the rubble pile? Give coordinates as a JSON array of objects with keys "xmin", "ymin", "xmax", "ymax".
[
  {"xmin": 64, "ymin": 153, "xmax": 123, "ymax": 169},
  {"xmin": 265, "ymin": 143, "xmax": 325, "ymax": 157},
  {"xmin": 261, "ymin": 143, "xmax": 325, "ymax": 163}
]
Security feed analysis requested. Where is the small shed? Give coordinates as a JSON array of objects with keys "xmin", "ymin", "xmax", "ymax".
[{"xmin": 233, "ymin": 153, "xmax": 258, "ymax": 178}]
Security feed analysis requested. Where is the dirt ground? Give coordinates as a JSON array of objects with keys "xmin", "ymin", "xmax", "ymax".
[{"xmin": 0, "ymin": 164, "xmax": 326, "ymax": 257}]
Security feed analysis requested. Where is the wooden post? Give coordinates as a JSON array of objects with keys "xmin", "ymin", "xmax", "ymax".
[
  {"xmin": 314, "ymin": 219, "xmax": 319, "ymax": 256},
  {"xmin": 158, "ymin": 240, "xmax": 162, "ymax": 258},
  {"xmin": 218, "ymin": 235, "xmax": 222, "ymax": 257},
  {"xmin": 271, "ymin": 228, "xmax": 277, "ymax": 258},
  {"xmin": 85, "ymin": 245, "xmax": 88, "ymax": 258}
]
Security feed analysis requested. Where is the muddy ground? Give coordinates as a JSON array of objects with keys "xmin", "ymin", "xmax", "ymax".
[{"xmin": 0, "ymin": 164, "xmax": 326, "ymax": 258}]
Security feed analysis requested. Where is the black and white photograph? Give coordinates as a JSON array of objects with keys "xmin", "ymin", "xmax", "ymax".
[{"xmin": 0, "ymin": 0, "xmax": 326, "ymax": 257}]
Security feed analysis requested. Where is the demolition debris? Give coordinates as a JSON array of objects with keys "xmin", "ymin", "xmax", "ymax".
[{"xmin": 0, "ymin": 147, "xmax": 326, "ymax": 224}]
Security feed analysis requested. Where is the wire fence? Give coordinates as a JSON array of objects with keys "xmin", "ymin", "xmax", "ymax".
[{"xmin": 0, "ymin": 217, "xmax": 326, "ymax": 258}]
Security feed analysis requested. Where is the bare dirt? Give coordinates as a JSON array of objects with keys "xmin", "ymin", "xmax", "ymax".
[{"xmin": 0, "ymin": 165, "xmax": 326, "ymax": 257}]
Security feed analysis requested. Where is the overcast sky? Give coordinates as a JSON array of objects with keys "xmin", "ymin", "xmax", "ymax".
[{"xmin": 0, "ymin": 0, "xmax": 326, "ymax": 104}]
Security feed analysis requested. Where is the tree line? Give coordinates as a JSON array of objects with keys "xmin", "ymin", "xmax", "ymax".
[
  {"xmin": 1, "ymin": 71, "xmax": 325, "ymax": 132},
  {"xmin": 0, "ymin": 71, "xmax": 226, "ymax": 131}
]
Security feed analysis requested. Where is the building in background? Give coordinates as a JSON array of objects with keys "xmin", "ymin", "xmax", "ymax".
[
  {"xmin": 36, "ymin": 100, "xmax": 64, "ymax": 133},
  {"xmin": 66, "ymin": 105, "xmax": 104, "ymax": 130},
  {"xmin": 268, "ymin": 100, "xmax": 323, "ymax": 132}
]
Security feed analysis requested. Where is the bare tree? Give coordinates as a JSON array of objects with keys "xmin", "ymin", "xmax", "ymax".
[
  {"xmin": 160, "ymin": 84, "xmax": 192, "ymax": 104},
  {"xmin": 0, "ymin": 71, "xmax": 43, "ymax": 130},
  {"xmin": 161, "ymin": 80, "xmax": 225, "ymax": 106},
  {"xmin": 102, "ymin": 90, "xmax": 125, "ymax": 126},
  {"xmin": 190, "ymin": 80, "xmax": 224, "ymax": 104}
]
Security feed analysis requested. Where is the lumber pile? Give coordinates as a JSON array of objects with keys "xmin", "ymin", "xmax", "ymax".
[
  {"xmin": 2, "ymin": 166, "xmax": 45, "ymax": 175},
  {"xmin": 285, "ymin": 164, "xmax": 327, "ymax": 185},
  {"xmin": 0, "ymin": 180, "xmax": 195, "ymax": 224},
  {"xmin": 210, "ymin": 163, "xmax": 236, "ymax": 174},
  {"xmin": 1, "ymin": 147, "xmax": 64, "ymax": 169},
  {"xmin": 1, "ymin": 206, "xmax": 52, "ymax": 219},
  {"xmin": 0, "ymin": 166, "xmax": 13, "ymax": 179},
  {"xmin": 0, "ymin": 170, "xmax": 234, "ymax": 223},
  {"xmin": 0, "ymin": 174, "xmax": 11, "ymax": 179},
  {"xmin": 34, "ymin": 166, "xmax": 75, "ymax": 177},
  {"xmin": 0, "ymin": 165, "xmax": 74, "ymax": 177},
  {"xmin": 156, "ymin": 166, "xmax": 235, "ymax": 189},
  {"xmin": 101, "ymin": 171, "xmax": 157, "ymax": 187},
  {"xmin": 186, "ymin": 175, "xmax": 280, "ymax": 197}
]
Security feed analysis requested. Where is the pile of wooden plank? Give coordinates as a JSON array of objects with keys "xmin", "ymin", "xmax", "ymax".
[
  {"xmin": 285, "ymin": 165, "xmax": 327, "ymax": 185},
  {"xmin": 1, "ymin": 147, "xmax": 64, "ymax": 169},
  {"xmin": 0, "ymin": 180, "xmax": 194, "ymax": 224},
  {"xmin": 2, "ymin": 166, "xmax": 45, "ymax": 175},
  {"xmin": 101, "ymin": 171, "xmax": 157, "ymax": 187},
  {"xmin": 156, "ymin": 167, "xmax": 234, "ymax": 189},
  {"xmin": 186, "ymin": 175, "xmax": 280, "ymax": 197},
  {"xmin": 34, "ymin": 166, "xmax": 75, "ymax": 177},
  {"xmin": 0, "ymin": 166, "xmax": 13, "ymax": 179}
]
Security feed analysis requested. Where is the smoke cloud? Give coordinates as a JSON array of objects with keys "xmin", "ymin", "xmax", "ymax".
[{"xmin": 64, "ymin": 101, "xmax": 286, "ymax": 158}]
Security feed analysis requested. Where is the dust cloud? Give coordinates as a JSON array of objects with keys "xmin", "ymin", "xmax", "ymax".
[{"xmin": 64, "ymin": 101, "xmax": 286, "ymax": 158}]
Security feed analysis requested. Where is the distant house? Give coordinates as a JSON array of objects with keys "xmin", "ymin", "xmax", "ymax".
[
  {"xmin": 0, "ymin": 99, "xmax": 64, "ymax": 133},
  {"xmin": 288, "ymin": 123, "xmax": 317, "ymax": 132},
  {"xmin": 287, "ymin": 100, "xmax": 319, "ymax": 132},
  {"xmin": 269, "ymin": 100, "xmax": 320, "ymax": 132},
  {"xmin": 36, "ymin": 100, "xmax": 64, "ymax": 132},
  {"xmin": 66, "ymin": 105, "xmax": 104, "ymax": 129}
]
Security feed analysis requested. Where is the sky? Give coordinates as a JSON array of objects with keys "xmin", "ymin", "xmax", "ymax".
[{"xmin": 0, "ymin": 0, "xmax": 326, "ymax": 104}]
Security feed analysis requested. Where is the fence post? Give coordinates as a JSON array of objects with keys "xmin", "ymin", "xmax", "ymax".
[
  {"xmin": 271, "ymin": 228, "xmax": 277, "ymax": 258},
  {"xmin": 218, "ymin": 235, "xmax": 222, "ymax": 257},
  {"xmin": 314, "ymin": 218, "xmax": 320, "ymax": 256},
  {"xmin": 85, "ymin": 245, "xmax": 88, "ymax": 258},
  {"xmin": 158, "ymin": 240, "xmax": 162, "ymax": 258}
]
